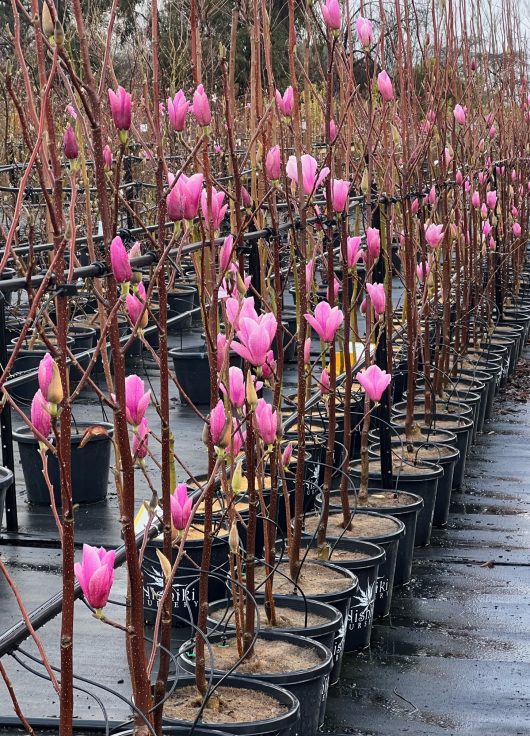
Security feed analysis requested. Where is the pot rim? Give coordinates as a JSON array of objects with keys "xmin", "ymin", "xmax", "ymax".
[{"xmin": 13, "ymin": 421, "xmax": 114, "ymax": 445}]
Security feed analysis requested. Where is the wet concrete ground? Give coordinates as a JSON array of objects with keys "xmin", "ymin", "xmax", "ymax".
[{"xmin": 1, "ymin": 339, "xmax": 530, "ymax": 733}]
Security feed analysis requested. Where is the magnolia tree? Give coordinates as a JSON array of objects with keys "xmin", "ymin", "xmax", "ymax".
[{"xmin": 0, "ymin": 0, "xmax": 529, "ymax": 733}]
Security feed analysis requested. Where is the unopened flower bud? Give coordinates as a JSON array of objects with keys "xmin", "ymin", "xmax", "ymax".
[
  {"xmin": 231, "ymin": 462, "xmax": 244, "ymax": 494},
  {"xmin": 229, "ymin": 522, "xmax": 240, "ymax": 555},
  {"xmin": 246, "ymin": 371, "xmax": 258, "ymax": 409}
]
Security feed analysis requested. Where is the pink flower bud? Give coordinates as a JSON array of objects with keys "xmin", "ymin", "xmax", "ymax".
[
  {"xmin": 471, "ymin": 191, "xmax": 480, "ymax": 209},
  {"xmin": 31, "ymin": 389, "xmax": 51, "ymax": 439},
  {"xmin": 319, "ymin": 368, "xmax": 331, "ymax": 395},
  {"xmin": 192, "ymin": 85, "xmax": 211, "ymax": 127},
  {"xmin": 513, "ymin": 222, "xmax": 522, "ymax": 237},
  {"xmin": 453, "ymin": 104, "xmax": 466, "ymax": 125},
  {"xmin": 170, "ymin": 482, "xmax": 193, "ymax": 530},
  {"xmin": 366, "ymin": 282, "xmax": 385, "ymax": 317},
  {"xmin": 103, "ymin": 145, "xmax": 113, "ymax": 170},
  {"xmin": 133, "ymin": 418, "xmax": 149, "ymax": 460},
  {"xmin": 110, "ymin": 236, "xmax": 132, "ymax": 284},
  {"xmin": 331, "ymin": 178, "xmax": 349, "ymax": 213},
  {"xmin": 124, "ymin": 374, "xmax": 151, "ymax": 427},
  {"xmin": 355, "ymin": 16, "xmax": 373, "ymax": 47},
  {"xmin": 304, "ymin": 338, "xmax": 311, "ymax": 365},
  {"xmin": 486, "ymin": 190, "xmax": 497, "ymax": 210},
  {"xmin": 108, "ymin": 86, "xmax": 132, "ymax": 131},
  {"xmin": 366, "ymin": 227, "xmax": 381, "ymax": 259},
  {"xmin": 167, "ymin": 90, "xmax": 189, "ymax": 132},
  {"xmin": 345, "ymin": 236, "xmax": 363, "ymax": 269},
  {"xmin": 265, "ymin": 145, "xmax": 281, "ymax": 180},
  {"xmin": 411, "ymin": 198, "xmax": 420, "ymax": 214},
  {"xmin": 377, "ymin": 70, "xmax": 394, "ymax": 101},
  {"xmin": 63, "ymin": 126, "xmax": 78, "ymax": 160},
  {"xmin": 255, "ymin": 398, "xmax": 278, "ymax": 445},
  {"xmin": 321, "ymin": 0, "xmax": 341, "ymax": 30}
]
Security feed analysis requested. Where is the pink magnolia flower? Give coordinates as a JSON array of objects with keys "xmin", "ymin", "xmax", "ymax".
[
  {"xmin": 482, "ymin": 221, "xmax": 492, "ymax": 238},
  {"xmin": 209, "ymin": 399, "xmax": 229, "ymax": 446},
  {"xmin": 167, "ymin": 91, "xmax": 189, "ymax": 132},
  {"xmin": 255, "ymin": 399, "xmax": 278, "ymax": 445},
  {"xmin": 63, "ymin": 126, "xmax": 78, "ymax": 160},
  {"xmin": 305, "ymin": 300, "xmax": 344, "ymax": 342},
  {"xmin": 453, "ymin": 104, "xmax": 466, "ymax": 125},
  {"xmin": 192, "ymin": 84, "xmax": 211, "ymax": 126},
  {"xmin": 478, "ymin": 171, "xmax": 486, "ymax": 185},
  {"xmin": 31, "ymin": 390, "xmax": 51, "ymax": 439},
  {"xmin": 66, "ymin": 104, "xmax": 77, "ymax": 120},
  {"xmin": 488, "ymin": 237, "xmax": 496, "ymax": 250},
  {"xmin": 201, "ymin": 187, "xmax": 228, "ymax": 231},
  {"xmin": 424, "ymin": 223, "xmax": 444, "ymax": 248},
  {"xmin": 126, "ymin": 293, "xmax": 147, "ymax": 327},
  {"xmin": 170, "ymin": 482, "xmax": 193, "ymax": 530},
  {"xmin": 416, "ymin": 261, "xmax": 431, "ymax": 281},
  {"xmin": 366, "ymin": 227, "xmax": 381, "ymax": 259},
  {"xmin": 261, "ymin": 349, "xmax": 276, "ymax": 380},
  {"xmin": 133, "ymin": 417, "xmax": 149, "ymax": 460},
  {"xmin": 231, "ymin": 313, "xmax": 277, "ymax": 366},
  {"xmin": 356, "ymin": 16, "xmax": 373, "ymax": 47},
  {"xmin": 74, "ymin": 544, "xmax": 115, "ymax": 610},
  {"xmin": 265, "ymin": 145, "xmax": 281, "ymax": 180},
  {"xmin": 345, "ymin": 236, "xmax": 363, "ymax": 268},
  {"xmin": 512, "ymin": 206, "xmax": 519, "ymax": 217},
  {"xmin": 282, "ymin": 443, "xmax": 293, "ymax": 468},
  {"xmin": 38, "ymin": 353, "xmax": 62, "ymax": 405},
  {"xmin": 240, "ymin": 185, "xmax": 252, "ymax": 209},
  {"xmin": 513, "ymin": 222, "xmax": 522, "ymax": 237},
  {"xmin": 319, "ymin": 368, "xmax": 331, "ymax": 395},
  {"xmin": 286, "ymin": 154, "xmax": 330, "ymax": 196},
  {"xmin": 481, "ymin": 203, "xmax": 488, "ymax": 219},
  {"xmin": 167, "ymin": 172, "xmax": 204, "ymax": 222},
  {"xmin": 219, "ymin": 234, "xmax": 234, "ymax": 273},
  {"xmin": 223, "ymin": 366, "xmax": 246, "ymax": 408},
  {"xmin": 229, "ymin": 419, "xmax": 246, "ymax": 458},
  {"xmin": 275, "ymin": 87, "xmax": 294, "ymax": 117},
  {"xmin": 110, "ymin": 236, "xmax": 132, "ymax": 283},
  {"xmin": 108, "ymin": 86, "xmax": 132, "ymax": 131},
  {"xmin": 411, "ymin": 198, "xmax": 420, "ymax": 214},
  {"xmin": 331, "ymin": 178, "xmax": 349, "ymax": 213},
  {"xmin": 124, "ymin": 375, "xmax": 151, "ymax": 427},
  {"xmin": 366, "ymin": 282, "xmax": 385, "ymax": 317},
  {"xmin": 103, "ymin": 145, "xmax": 113, "ymax": 170},
  {"xmin": 377, "ymin": 70, "xmax": 394, "ymax": 101},
  {"xmin": 471, "ymin": 191, "xmax": 480, "ymax": 209},
  {"xmin": 356, "ymin": 364, "xmax": 392, "ymax": 402},
  {"xmin": 455, "ymin": 170, "xmax": 463, "ymax": 185},
  {"xmin": 321, "ymin": 0, "xmax": 341, "ymax": 30},
  {"xmin": 225, "ymin": 296, "xmax": 258, "ymax": 330},
  {"xmin": 486, "ymin": 190, "xmax": 497, "ymax": 210}
]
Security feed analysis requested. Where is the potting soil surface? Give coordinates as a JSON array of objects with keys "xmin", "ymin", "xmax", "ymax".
[{"xmin": 2, "ymin": 332, "xmax": 530, "ymax": 734}]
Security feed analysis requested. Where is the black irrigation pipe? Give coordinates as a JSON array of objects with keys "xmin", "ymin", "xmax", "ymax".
[{"xmin": 0, "ymin": 522, "xmax": 162, "ymax": 659}]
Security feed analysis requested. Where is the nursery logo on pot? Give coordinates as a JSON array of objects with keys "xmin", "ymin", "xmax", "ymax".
[{"xmin": 348, "ymin": 580, "xmax": 376, "ymax": 630}]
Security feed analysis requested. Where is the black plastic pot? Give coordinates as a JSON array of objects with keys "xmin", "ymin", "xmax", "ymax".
[
  {"xmin": 178, "ymin": 630, "xmax": 332, "ymax": 736},
  {"xmin": 170, "ymin": 348, "xmax": 243, "ymax": 405},
  {"xmin": 392, "ymin": 398, "xmax": 473, "ymax": 422},
  {"xmin": 391, "ymin": 412, "xmax": 473, "ymax": 491},
  {"xmin": 348, "ymin": 459, "xmax": 442, "ymax": 547},
  {"xmin": 369, "ymin": 424, "xmax": 457, "ymax": 447},
  {"xmin": 301, "ymin": 537, "xmax": 384, "ymax": 652},
  {"xmin": 456, "ymin": 367, "xmax": 495, "ymax": 431},
  {"xmin": 163, "ymin": 674, "xmax": 300, "ymax": 736},
  {"xmin": 142, "ymin": 529, "xmax": 229, "ymax": 627},
  {"xmin": 322, "ymin": 487, "xmax": 422, "ymax": 587},
  {"xmin": 167, "ymin": 284, "xmax": 197, "ymax": 330},
  {"xmin": 264, "ymin": 557, "xmax": 357, "ymax": 685},
  {"xmin": 207, "ymin": 595, "xmax": 343, "ymax": 685},
  {"xmin": 369, "ymin": 443, "xmax": 459, "ymax": 529},
  {"xmin": 0, "ymin": 466, "xmax": 13, "ymax": 533},
  {"xmin": 68, "ymin": 325, "xmax": 97, "ymax": 381},
  {"xmin": 305, "ymin": 510, "xmax": 403, "ymax": 618},
  {"xmin": 13, "ymin": 422, "xmax": 113, "ymax": 506},
  {"xmin": 114, "ymin": 727, "xmax": 234, "ymax": 736}
]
